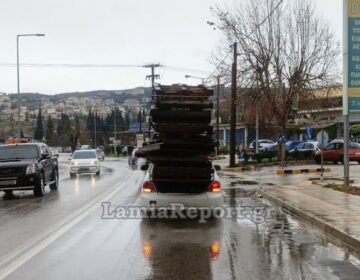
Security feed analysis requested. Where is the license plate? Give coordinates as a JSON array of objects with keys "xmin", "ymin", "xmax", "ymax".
[
  {"xmin": 79, "ymin": 168, "xmax": 89, "ymax": 172},
  {"xmin": 0, "ymin": 180, "xmax": 16, "ymax": 185}
]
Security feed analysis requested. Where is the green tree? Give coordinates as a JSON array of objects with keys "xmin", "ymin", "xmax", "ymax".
[
  {"xmin": 118, "ymin": 110, "xmax": 124, "ymax": 131},
  {"xmin": 57, "ymin": 113, "xmax": 72, "ymax": 147},
  {"xmin": 125, "ymin": 112, "xmax": 130, "ymax": 130},
  {"xmin": 75, "ymin": 115, "xmax": 81, "ymax": 138},
  {"xmin": 350, "ymin": 124, "xmax": 360, "ymax": 138},
  {"xmin": 34, "ymin": 109, "xmax": 44, "ymax": 141},
  {"xmin": 45, "ymin": 116, "xmax": 55, "ymax": 146},
  {"xmin": 142, "ymin": 109, "xmax": 146, "ymax": 122}
]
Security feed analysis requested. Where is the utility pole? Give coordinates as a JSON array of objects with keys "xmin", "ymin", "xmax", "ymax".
[
  {"xmin": 216, "ymin": 76, "xmax": 221, "ymax": 149},
  {"xmin": 255, "ymin": 111, "xmax": 259, "ymax": 153},
  {"xmin": 229, "ymin": 42, "xmax": 238, "ymax": 167},
  {"xmin": 114, "ymin": 107, "xmax": 117, "ymax": 154},
  {"xmin": 255, "ymin": 71, "xmax": 260, "ymax": 154},
  {"xmin": 94, "ymin": 111, "xmax": 97, "ymax": 148},
  {"xmin": 144, "ymin": 63, "xmax": 160, "ymax": 141},
  {"xmin": 139, "ymin": 109, "xmax": 142, "ymax": 133},
  {"xmin": 144, "ymin": 63, "xmax": 161, "ymax": 87}
]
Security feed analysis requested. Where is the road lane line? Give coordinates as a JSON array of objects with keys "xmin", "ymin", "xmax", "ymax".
[{"xmin": 0, "ymin": 172, "xmax": 137, "ymax": 280}]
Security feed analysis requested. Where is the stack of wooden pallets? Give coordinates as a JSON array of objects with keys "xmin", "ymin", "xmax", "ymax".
[{"xmin": 137, "ymin": 84, "xmax": 215, "ymax": 192}]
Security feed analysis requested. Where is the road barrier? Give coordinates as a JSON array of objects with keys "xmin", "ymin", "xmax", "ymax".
[{"xmin": 276, "ymin": 167, "xmax": 331, "ymax": 175}]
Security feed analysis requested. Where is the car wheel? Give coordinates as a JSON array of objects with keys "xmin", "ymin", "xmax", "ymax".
[
  {"xmin": 96, "ymin": 170, "xmax": 100, "ymax": 176},
  {"xmin": 70, "ymin": 172, "xmax": 76, "ymax": 179},
  {"xmin": 339, "ymin": 156, "xmax": 344, "ymax": 164},
  {"xmin": 34, "ymin": 173, "xmax": 45, "ymax": 197},
  {"xmin": 49, "ymin": 169, "xmax": 59, "ymax": 191},
  {"xmin": 315, "ymin": 155, "xmax": 321, "ymax": 164}
]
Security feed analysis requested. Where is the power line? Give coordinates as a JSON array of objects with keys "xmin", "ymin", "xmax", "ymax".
[
  {"xmin": 256, "ymin": 0, "xmax": 284, "ymax": 28},
  {"xmin": 208, "ymin": 49, "xmax": 232, "ymax": 79},
  {"xmin": 0, "ymin": 63, "xmax": 211, "ymax": 75},
  {"xmin": 0, "ymin": 63, "xmax": 142, "ymax": 68}
]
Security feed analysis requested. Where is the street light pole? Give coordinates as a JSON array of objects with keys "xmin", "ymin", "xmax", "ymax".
[
  {"xmin": 229, "ymin": 42, "xmax": 238, "ymax": 167},
  {"xmin": 185, "ymin": 75, "xmax": 205, "ymax": 85},
  {"xmin": 16, "ymin": 33, "xmax": 45, "ymax": 140},
  {"xmin": 216, "ymin": 76, "xmax": 221, "ymax": 149},
  {"xmin": 94, "ymin": 110, "xmax": 97, "ymax": 148},
  {"xmin": 17, "ymin": 36, "xmax": 20, "ymax": 139},
  {"xmin": 114, "ymin": 107, "xmax": 117, "ymax": 154}
]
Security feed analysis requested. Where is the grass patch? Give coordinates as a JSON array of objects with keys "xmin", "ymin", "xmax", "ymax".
[{"xmin": 324, "ymin": 183, "xmax": 351, "ymax": 191}]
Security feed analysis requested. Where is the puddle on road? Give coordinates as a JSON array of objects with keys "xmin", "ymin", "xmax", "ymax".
[
  {"xmin": 229, "ymin": 180, "xmax": 258, "ymax": 186},
  {"xmin": 223, "ymin": 188, "xmax": 256, "ymax": 197},
  {"xmin": 222, "ymin": 174, "xmax": 242, "ymax": 179}
]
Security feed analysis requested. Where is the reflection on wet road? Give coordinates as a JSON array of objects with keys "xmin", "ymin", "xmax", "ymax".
[{"xmin": 1, "ymin": 159, "xmax": 360, "ymax": 279}]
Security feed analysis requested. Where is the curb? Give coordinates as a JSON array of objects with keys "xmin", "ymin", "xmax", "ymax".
[
  {"xmin": 257, "ymin": 188, "xmax": 360, "ymax": 254},
  {"xmin": 276, "ymin": 167, "xmax": 331, "ymax": 175}
]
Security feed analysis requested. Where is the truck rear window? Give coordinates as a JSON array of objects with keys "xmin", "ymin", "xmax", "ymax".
[
  {"xmin": 72, "ymin": 151, "xmax": 97, "ymax": 159},
  {"xmin": 0, "ymin": 145, "xmax": 39, "ymax": 160}
]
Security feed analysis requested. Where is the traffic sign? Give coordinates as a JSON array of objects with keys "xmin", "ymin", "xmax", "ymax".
[
  {"xmin": 316, "ymin": 131, "xmax": 329, "ymax": 148},
  {"xmin": 347, "ymin": 0, "xmax": 360, "ymax": 111},
  {"xmin": 305, "ymin": 126, "xmax": 312, "ymax": 139}
]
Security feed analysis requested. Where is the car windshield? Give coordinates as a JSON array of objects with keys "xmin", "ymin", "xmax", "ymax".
[
  {"xmin": 0, "ymin": 145, "xmax": 39, "ymax": 160},
  {"xmin": 72, "ymin": 151, "xmax": 97, "ymax": 159},
  {"xmin": 350, "ymin": 143, "xmax": 360, "ymax": 149}
]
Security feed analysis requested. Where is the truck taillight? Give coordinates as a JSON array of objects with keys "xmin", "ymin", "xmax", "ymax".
[
  {"xmin": 142, "ymin": 181, "xmax": 157, "ymax": 193},
  {"xmin": 208, "ymin": 181, "xmax": 221, "ymax": 192}
]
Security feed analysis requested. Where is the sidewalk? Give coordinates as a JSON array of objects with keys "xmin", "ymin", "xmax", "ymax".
[{"xmin": 257, "ymin": 182, "xmax": 360, "ymax": 253}]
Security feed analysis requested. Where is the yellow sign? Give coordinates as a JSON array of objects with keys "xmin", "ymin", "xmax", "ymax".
[{"xmin": 349, "ymin": 0, "xmax": 360, "ymax": 17}]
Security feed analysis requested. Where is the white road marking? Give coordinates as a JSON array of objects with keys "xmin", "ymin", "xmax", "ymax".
[{"xmin": 0, "ymin": 172, "xmax": 136, "ymax": 280}]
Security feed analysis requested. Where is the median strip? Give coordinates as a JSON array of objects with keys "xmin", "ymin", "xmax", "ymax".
[
  {"xmin": 222, "ymin": 165, "xmax": 256, "ymax": 172},
  {"xmin": 276, "ymin": 167, "xmax": 331, "ymax": 175}
]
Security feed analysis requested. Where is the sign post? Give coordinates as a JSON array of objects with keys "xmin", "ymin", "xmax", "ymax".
[{"xmin": 316, "ymin": 130, "xmax": 329, "ymax": 180}]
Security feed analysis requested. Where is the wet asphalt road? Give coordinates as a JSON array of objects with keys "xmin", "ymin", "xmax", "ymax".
[{"xmin": 0, "ymin": 158, "xmax": 360, "ymax": 280}]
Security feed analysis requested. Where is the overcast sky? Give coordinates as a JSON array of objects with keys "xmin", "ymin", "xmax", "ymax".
[{"xmin": 0, "ymin": 0, "xmax": 342, "ymax": 94}]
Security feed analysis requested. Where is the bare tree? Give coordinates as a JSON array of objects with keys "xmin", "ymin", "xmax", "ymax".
[{"xmin": 211, "ymin": 0, "xmax": 340, "ymax": 135}]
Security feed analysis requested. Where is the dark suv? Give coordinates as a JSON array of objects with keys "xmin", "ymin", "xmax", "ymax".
[{"xmin": 0, "ymin": 143, "xmax": 59, "ymax": 197}]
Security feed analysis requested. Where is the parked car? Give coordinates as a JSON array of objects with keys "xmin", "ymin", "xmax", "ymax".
[
  {"xmin": 262, "ymin": 140, "xmax": 305, "ymax": 157},
  {"xmin": 315, "ymin": 140, "xmax": 360, "ymax": 164},
  {"xmin": 249, "ymin": 139, "xmax": 275, "ymax": 151},
  {"xmin": 262, "ymin": 143, "xmax": 279, "ymax": 157},
  {"xmin": 80, "ymin": 145, "xmax": 92, "ymax": 150},
  {"xmin": 0, "ymin": 143, "xmax": 59, "ymax": 197},
  {"xmin": 285, "ymin": 140, "xmax": 303, "ymax": 151},
  {"xmin": 96, "ymin": 148, "xmax": 105, "ymax": 161},
  {"xmin": 289, "ymin": 141, "xmax": 320, "ymax": 154},
  {"xmin": 70, "ymin": 150, "xmax": 100, "ymax": 178},
  {"xmin": 123, "ymin": 145, "xmax": 135, "ymax": 156},
  {"xmin": 128, "ymin": 148, "xmax": 147, "ymax": 169}
]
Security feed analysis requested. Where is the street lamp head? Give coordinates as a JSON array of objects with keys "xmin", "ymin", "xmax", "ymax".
[
  {"xmin": 17, "ymin": 33, "xmax": 46, "ymax": 38},
  {"xmin": 185, "ymin": 75, "xmax": 191, "ymax": 79}
]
